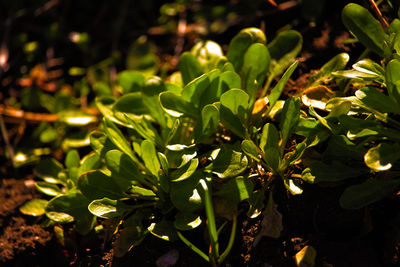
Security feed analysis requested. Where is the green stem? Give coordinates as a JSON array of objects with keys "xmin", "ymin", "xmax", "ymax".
[
  {"xmin": 218, "ymin": 216, "xmax": 237, "ymax": 264},
  {"xmin": 261, "ymin": 75, "xmax": 274, "ymax": 98},
  {"xmin": 199, "ymin": 179, "xmax": 219, "ymax": 260},
  {"xmin": 177, "ymin": 231, "xmax": 210, "ymax": 262}
]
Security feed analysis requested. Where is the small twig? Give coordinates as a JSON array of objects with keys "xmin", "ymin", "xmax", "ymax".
[
  {"xmin": 368, "ymin": 0, "xmax": 389, "ymax": 28},
  {"xmin": 0, "ymin": 115, "xmax": 15, "ymax": 165}
]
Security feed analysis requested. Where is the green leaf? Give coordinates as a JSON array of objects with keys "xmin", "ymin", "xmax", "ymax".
[
  {"xmin": 220, "ymin": 89, "xmax": 249, "ymax": 138},
  {"xmin": 79, "ymin": 170, "xmax": 125, "ymax": 200},
  {"xmin": 260, "ymin": 123, "xmax": 281, "ymax": 172},
  {"xmin": 179, "ymin": 52, "xmax": 204, "ymax": 86},
  {"xmin": 214, "ymin": 176, "xmax": 253, "ymax": 205},
  {"xmin": 35, "ymin": 158, "xmax": 64, "ymax": 183},
  {"xmin": 105, "ymin": 150, "xmax": 148, "ymax": 188},
  {"xmin": 200, "ymin": 71, "xmax": 241, "ymax": 107},
  {"xmin": 159, "ymin": 91, "xmax": 198, "ymax": 118},
  {"xmin": 113, "ymin": 92, "xmax": 148, "ymax": 115},
  {"xmin": 148, "ymin": 219, "xmax": 177, "ymax": 241},
  {"xmin": 123, "ymin": 115, "xmax": 162, "ymax": 147},
  {"xmin": 39, "ymin": 126, "xmax": 57, "ymax": 143},
  {"xmin": 279, "ymin": 97, "xmax": 300, "ymax": 153},
  {"xmin": 205, "ymin": 147, "xmax": 248, "ymax": 179},
  {"xmin": 35, "ymin": 182, "xmax": 62, "ymax": 196},
  {"xmin": 266, "ymin": 61, "xmax": 298, "ymax": 112},
  {"xmin": 58, "ymin": 110, "xmax": 97, "ymax": 126},
  {"xmin": 340, "ymin": 178, "xmax": 400, "ymax": 209},
  {"xmin": 117, "ymin": 70, "xmax": 145, "ymax": 93},
  {"xmin": 88, "ymin": 198, "xmax": 131, "ymax": 219},
  {"xmin": 46, "ymin": 192, "xmax": 92, "ymax": 223},
  {"xmin": 342, "ymin": 3, "xmax": 388, "ymax": 57},
  {"xmin": 191, "ymin": 40, "xmax": 224, "ymax": 71},
  {"xmin": 90, "ymin": 131, "xmax": 118, "ymax": 158},
  {"xmin": 65, "ymin": 149, "xmax": 80, "ymax": 169},
  {"xmin": 174, "ymin": 212, "xmax": 202, "ymax": 231},
  {"xmin": 355, "ymin": 86, "xmax": 400, "ymax": 114},
  {"xmin": 181, "ymin": 72, "xmax": 212, "ymax": 108},
  {"xmin": 227, "ymin": 27, "xmax": 267, "ymax": 72},
  {"xmin": 242, "ymin": 43, "xmax": 270, "ymax": 102},
  {"xmin": 103, "ymin": 118, "xmax": 138, "ymax": 163},
  {"xmin": 170, "ymin": 158, "xmax": 199, "ymax": 182},
  {"xmin": 78, "ymin": 152, "xmax": 101, "ymax": 177},
  {"xmin": 267, "ymin": 30, "xmax": 302, "ymax": 83},
  {"xmin": 308, "ymin": 53, "xmax": 349, "ymax": 87},
  {"xmin": 241, "ymin": 139, "xmax": 260, "ymax": 162},
  {"xmin": 170, "ymin": 171, "xmax": 203, "ymax": 212},
  {"xmin": 141, "ymin": 140, "xmax": 160, "ymax": 178},
  {"xmin": 352, "ymin": 59, "xmax": 385, "ymax": 81},
  {"xmin": 301, "ymin": 161, "xmax": 365, "ymax": 183},
  {"xmin": 195, "ymin": 104, "xmax": 220, "ymax": 141},
  {"xmin": 385, "ymin": 59, "xmax": 400, "ymax": 106},
  {"xmin": 365, "ymin": 143, "xmax": 400, "ymax": 171},
  {"xmin": 323, "ymin": 135, "xmax": 365, "ymax": 161},
  {"xmin": 141, "ymin": 76, "xmax": 168, "ymax": 127},
  {"xmin": 20, "ymin": 199, "xmax": 48, "ymax": 216}
]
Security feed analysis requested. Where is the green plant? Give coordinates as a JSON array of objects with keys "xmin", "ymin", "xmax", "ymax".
[{"xmin": 21, "ymin": 27, "xmax": 304, "ymax": 265}]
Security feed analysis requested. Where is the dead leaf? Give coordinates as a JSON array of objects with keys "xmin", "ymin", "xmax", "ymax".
[
  {"xmin": 301, "ymin": 85, "xmax": 335, "ymax": 110},
  {"xmin": 295, "ymin": 245, "xmax": 317, "ymax": 267},
  {"xmin": 254, "ymin": 192, "xmax": 283, "ymax": 246}
]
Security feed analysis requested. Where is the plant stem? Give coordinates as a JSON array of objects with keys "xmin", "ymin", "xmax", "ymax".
[
  {"xmin": 199, "ymin": 178, "xmax": 219, "ymax": 261},
  {"xmin": 177, "ymin": 231, "xmax": 210, "ymax": 262},
  {"xmin": 218, "ymin": 216, "xmax": 237, "ymax": 264}
]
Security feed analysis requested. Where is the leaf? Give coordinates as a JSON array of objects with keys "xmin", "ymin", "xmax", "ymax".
[
  {"xmin": 220, "ymin": 89, "xmax": 249, "ymax": 138},
  {"xmin": 365, "ymin": 143, "xmax": 400, "ymax": 171},
  {"xmin": 260, "ymin": 123, "xmax": 281, "ymax": 172},
  {"xmin": 199, "ymin": 71, "xmax": 241, "ymax": 107},
  {"xmin": 195, "ymin": 104, "xmax": 220, "ymax": 141},
  {"xmin": 352, "ymin": 59, "xmax": 385, "ymax": 81},
  {"xmin": 301, "ymin": 161, "xmax": 365, "ymax": 183},
  {"xmin": 181, "ymin": 72, "xmax": 211, "ymax": 109},
  {"xmin": 65, "ymin": 149, "xmax": 80, "ymax": 169},
  {"xmin": 241, "ymin": 139, "xmax": 260, "ymax": 162},
  {"xmin": 159, "ymin": 91, "xmax": 198, "ymax": 118},
  {"xmin": 308, "ymin": 53, "xmax": 349, "ymax": 87},
  {"xmin": 79, "ymin": 170, "xmax": 125, "ymax": 200},
  {"xmin": 254, "ymin": 193, "xmax": 282, "ymax": 243},
  {"xmin": 141, "ymin": 76, "xmax": 168, "ymax": 127},
  {"xmin": 385, "ymin": 59, "xmax": 400, "ymax": 106},
  {"xmin": 342, "ymin": 3, "xmax": 388, "ymax": 57},
  {"xmin": 301, "ymin": 85, "xmax": 335, "ymax": 110},
  {"xmin": 170, "ymin": 171, "xmax": 202, "ymax": 212},
  {"xmin": 204, "ymin": 147, "xmax": 248, "ymax": 179},
  {"xmin": 141, "ymin": 140, "xmax": 160, "ymax": 178},
  {"xmin": 58, "ymin": 110, "xmax": 97, "ymax": 126},
  {"xmin": 242, "ymin": 43, "xmax": 270, "ymax": 102},
  {"xmin": 20, "ymin": 199, "xmax": 48, "ymax": 216},
  {"xmin": 90, "ymin": 131, "xmax": 117, "ymax": 157},
  {"xmin": 103, "ymin": 118, "xmax": 138, "ymax": 163},
  {"xmin": 105, "ymin": 150, "xmax": 148, "ymax": 188},
  {"xmin": 178, "ymin": 52, "xmax": 204, "ymax": 86},
  {"xmin": 191, "ymin": 40, "xmax": 224, "ymax": 71},
  {"xmin": 35, "ymin": 158, "xmax": 63, "ymax": 182},
  {"xmin": 117, "ymin": 70, "xmax": 145, "ymax": 93},
  {"xmin": 35, "ymin": 182, "xmax": 62, "ymax": 196},
  {"xmin": 174, "ymin": 212, "xmax": 202, "ymax": 231},
  {"xmin": 355, "ymin": 86, "xmax": 400, "ymax": 114},
  {"xmin": 295, "ymin": 246, "xmax": 317, "ymax": 267},
  {"xmin": 148, "ymin": 219, "xmax": 178, "ymax": 241},
  {"xmin": 88, "ymin": 198, "xmax": 131, "ymax": 219},
  {"xmin": 214, "ymin": 176, "xmax": 253, "ymax": 205},
  {"xmin": 279, "ymin": 97, "xmax": 300, "ymax": 152},
  {"xmin": 170, "ymin": 158, "xmax": 199, "ymax": 182},
  {"xmin": 113, "ymin": 92, "xmax": 148, "ymax": 115},
  {"xmin": 46, "ymin": 192, "xmax": 92, "ymax": 224},
  {"xmin": 266, "ymin": 61, "xmax": 298, "ymax": 113},
  {"xmin": 123, "ymin": 114, "xmax": 162, "ymax": 147},
  {"xmin": 78, "ymin": 152, "xmax": 102, "ymax": 176},
  {"xmin": 227, "ymin": 28, "xmax": 267, "ymax": 72},
  {"xmin": 340, "ymin": 178, "xmax": 400, "ymax": 209},
  {"xmin": 267, "ymin": 30, "xmax": 302, "ymax": 82}
]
